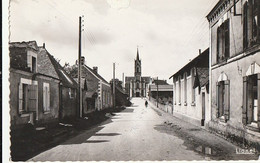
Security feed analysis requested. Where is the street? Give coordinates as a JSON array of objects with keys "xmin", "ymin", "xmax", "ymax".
[{"xmin": 28, "ymin": 98, "xmax": 259, "ymax": 161}]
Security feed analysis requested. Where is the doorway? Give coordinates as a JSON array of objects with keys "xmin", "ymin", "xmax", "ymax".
[{"xmin": 201, "ymin": 92, "xmax": 206, "ymax": 126}]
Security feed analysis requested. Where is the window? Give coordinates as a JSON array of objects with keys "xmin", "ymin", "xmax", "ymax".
[
  {"xmin": 69, "ymin": 88, "xmax": 75, "ymax": 99},
  {"xmin": 243, "ymin": 0, "xmax": 259, "ymax": 49},
  {"xmin": 243, "ymin": 74, "xmax": 259, "ymax": 125},
  {"xmin": 18, "ymin": 78, "xmax": 38, "ymax": 114},
  {"xmin": 216, "ymin": 80, "xmax": 230, "ymax": 122},
  {"xmin": 217, "ymin": 19, "xmax": 229, "ymax": 63},
  {"xmin": 191, "ymin": 68, "xmax": 196, "ymax": 105},
  {"xmin": 27, "ymin": 51, "xmax": 37, "ymax": 73},
  {"xmin": 43, "ymin": 83, "xmax": 50, "ymax": 112},
  {"xmin": 184, "ymin": 73, "xmax": 187, "ymax": 105}
]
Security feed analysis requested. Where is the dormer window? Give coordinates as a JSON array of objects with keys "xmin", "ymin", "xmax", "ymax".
[{"xmin": 27, "ymin": 50, "xmax": 37, "ymax": 73}]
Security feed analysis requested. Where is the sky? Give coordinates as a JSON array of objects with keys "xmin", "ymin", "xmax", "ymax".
[{"xmin": 9, "ymin": 0, "xmax": 219, "ymax": 84}]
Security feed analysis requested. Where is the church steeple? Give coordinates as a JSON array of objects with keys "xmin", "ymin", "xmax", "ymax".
[{"xmin": 136, "ymin": 48, "xmax": 140, "ymax": 61}]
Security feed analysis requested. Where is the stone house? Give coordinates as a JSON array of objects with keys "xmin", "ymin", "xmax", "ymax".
[
  {"xmin": 9, "ymin": 41, "xmax": 60, "ymax": 129},
  {"xmin": 70, "ymin": 58, "xmax": 112, "ymax": 114},
  {"xmin": 206, "ymin": 0, "xmax": 260, "ymax": 147},
  {"xmin": 170, "ymin": 48, "xmax": 210, "ymax": 127},
  {"xmin": 39, "ymin": 46, "xmax": 78, "ymax": 121}
]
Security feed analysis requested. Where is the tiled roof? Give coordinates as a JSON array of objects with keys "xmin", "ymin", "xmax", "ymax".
[
  {"xmin": 42, "ymin": 47, "xmax": 78, "ymax": 88},
  {"xmin": 83, "ymin": 65, "xmax": 110, "ymax": 84},
  {"xmin": 150, "ymin": 84, "xmax": 173, "ymax": 91},
  {"xmin": 9, "ymin": 41, "xmax": 39, "ymax": 51},
  {"xmin": 170, "ymin": 48, "xmax": 209, "ymax": 79}
]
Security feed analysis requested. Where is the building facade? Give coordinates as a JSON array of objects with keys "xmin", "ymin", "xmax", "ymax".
[
  {"xmin": 70, "ymin": 59, "xmax": 113, "ymax": 114},
  {"xmin": 207, "ymin": 0, "xmax": 260, "ymax": 147},
  {"xmin": 125, "ymin": 49, "xmax": 151, "ymax": 97},
  {"xmin": 9, "ymin": 41, "xmax": 60, "ymax": 129},
  {"xmin": 170, "ymin": 49, "xmax": 210, "ymax": 127}
]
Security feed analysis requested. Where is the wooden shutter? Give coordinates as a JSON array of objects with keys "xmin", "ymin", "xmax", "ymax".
[
  {"xmin": 43, "ymin": 85, "xmax": 46, "ymax": 112},
  {"xmin": 257, "ymin": 74, "xmax": 260, "ymax": 128},
  {"xmin": 257, "ymin": 0, "xmax": 260, "ymax": 43},
  {"xmin": 18, "ymin": 82, "xmax": 23, "ymax": 113},
  {"xmin": 224, "ymin": 80, "xmax": 230, "ymax": 122},
  {"xmin": 47, "ymin": 85, "xmax": 50, "ymax": 111},
  {"xmin": 217, "ymin": 27, "xmax": 220, "ymax": 62},
  {"xmin": 27, "ymin": 53, "xmax": 32, "ymax": 71},
  {"xmin": 242, "ymin": 76, "xmax": 248, "ymax": 125},
  {"xmin": 216, "ymin": 82, "xmax": 220, "ymax": 118},
  {"xmin": 243, "ymin": 2, "xmax": 248, "ymax": 49},
  {"xmin": 224, "ymin": 20, "xmax": 230, "ymax": 58},
  {"xmin": 247, "ymin": 76, "xmax": 253, "ymax": 124},
  {"xmin": 28, "ymin": 84, "xmax": 37, "ymax": 112}
]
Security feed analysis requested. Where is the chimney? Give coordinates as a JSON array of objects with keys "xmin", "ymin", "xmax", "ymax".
[
  {"xmin": 93, "ymin": 66, "xmax": 98, "ymax": 73},
  {"xmin": 43, "ymin": 43, "xmax": 45, "ymax": 48}
]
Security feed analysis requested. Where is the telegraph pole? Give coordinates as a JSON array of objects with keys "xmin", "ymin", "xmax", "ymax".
[{"xmin": 78, "ymin": 16, "xmax": 82, "ymax": 118}]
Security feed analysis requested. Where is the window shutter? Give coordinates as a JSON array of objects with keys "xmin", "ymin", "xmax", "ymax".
[
  {"xmin": 247, "ymin": 76, "xmax": 253, "ymax": 124},
  {"xmin": 257, "ymin": 74, "xmax": 260, "ymax": 128},
  {"xmin": 18, "ymin": 82, "xmax": 23, "ymax": 113},
  {"xmin": 242, "ymin": 76, "xmax": 248, "ymax": 125},
  {"xmin": 224, "ymin": 20, "xmax": 230, "ymax": 58},
  {"xmin": 28, "ymin": 85, "xmax": 38, "ymax": 112},
  {"xmin": 224, "ymin": 80, "xmax": 230, "ymax": 122},
  {"xmin": 243, "ymin": 3, "xmax": 248, "ymax": 49},
  {"xmin": 27, "ymin": 53, "xmax": 32, "ymax": 71},
  {"xmin": 257, "ymin": 0, "xmax": 260, "ymax": 43},
  {"xmin": 47, "ymin": 85, "xmax": 50, "ymax": 111},
  {"xmin": 43, "ymin": 86, "xmax": 46, "ymax": 112},
  {"xmin": 217, "ymin": 27, "xmax": 220, "ymax": 62},
  {"xmin": 216, "ymin": 82, "xmax": 220, "ymax": 118}
]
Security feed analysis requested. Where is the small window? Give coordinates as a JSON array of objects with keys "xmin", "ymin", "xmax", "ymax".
[
  {"xmin": 32, "ymin": 56, "xmax": 36, "ymax": 73},
  {"xmin": 69, "ymin": 88, "xmax": 75, "ymax": 99}
]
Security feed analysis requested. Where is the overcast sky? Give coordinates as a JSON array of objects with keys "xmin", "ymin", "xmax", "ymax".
[{"xmin": 9, "ymin": 0, "xmax": 219, "ymax": 83}]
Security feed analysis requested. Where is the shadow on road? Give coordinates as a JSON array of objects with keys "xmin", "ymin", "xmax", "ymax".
[{"xmin": 121, "ymin": 108, "xmax": 134, "ymax": 113}]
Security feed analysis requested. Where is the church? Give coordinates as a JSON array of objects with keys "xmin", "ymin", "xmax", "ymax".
[{"xmin": 125, "ymin": 48, "xmax": 151, "ymax": 97}]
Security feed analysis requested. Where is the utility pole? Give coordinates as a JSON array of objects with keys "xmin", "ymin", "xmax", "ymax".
[
  {"xmin": 78, "ymin": 16, "xmax": 82, "ymax": 118},
  {"xmin": 113, "ymin": 63, "xmax": 116, "ymax": 109},
  {"xmin": 156, "ymin": 76, "xmax": 159, "ymax": 108}
]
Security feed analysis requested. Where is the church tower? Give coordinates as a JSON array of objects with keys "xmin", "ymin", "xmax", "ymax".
[{"xmin": 134, "ymin": 48, "xmax": 141, "ymax": 97}]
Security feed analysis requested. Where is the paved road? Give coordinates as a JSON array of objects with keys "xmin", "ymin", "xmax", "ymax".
[{"xmin": 29, "ymin": 98, "xmax": 259, "ymax": 161}]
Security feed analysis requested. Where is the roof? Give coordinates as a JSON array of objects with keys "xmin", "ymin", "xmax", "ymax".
[
  {"xmin": 83, "ymin": 65, "xmax": 110, "ymax": 85},
  {"xmin": 152, "ymin": 79, "xmax": 168, "ymax": 85},
  {"xmin": 9, "ymin": 41, "xmax": 39, "ymax": 51},
  {"xmin": 150, "ymin": 84, "xmax": 173, "ymax": 92},
  {"xmin": 197, "ymin": 67, "xmax": 209, "ymax": 87},
  {"xmin": 169, "ymin": 48, "xmax": 209, "ymax": 79},
  {"xmin": 125, "ymin": 77, "xmax": 135, "ymax": 83},
  {"xmin": 39, "ymin": 47, "xmax": 77, "ymax": 88}
]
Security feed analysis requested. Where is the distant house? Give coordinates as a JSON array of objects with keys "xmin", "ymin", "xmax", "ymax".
[
  {"xmin": 110, "ymin": 79, "xmax": 131, "ymax": 107},
  {"xmin": 9, "ymin": 41, "xmax": 60, "ymax": 129},
  {"xmin": 38, "ymin": 45, "xmax": 78, "ymax": 121},
  {"xmin": 170, "ymin": 48, "xmax": 209, "ymax": 127},
  {"xmin": 149, "ymin": 80, "xmax": 173, "ymax": 105},
  {"xmin": 70, "ymin": 58, "xmax": 112, "ymax": 114}
]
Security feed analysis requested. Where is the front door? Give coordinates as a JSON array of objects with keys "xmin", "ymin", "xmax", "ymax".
[{"xmin": 202, "ymin": 92, "xmax": 206, "ymax": 126}]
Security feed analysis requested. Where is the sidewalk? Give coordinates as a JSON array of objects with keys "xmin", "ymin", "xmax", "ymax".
[
  {"xmin": 148, "ymin": 100, "xmax": 259, "ymax": 160},
  {"xmin": 10, "ymin": 107, "xmax": 125, "ymax": 161}
]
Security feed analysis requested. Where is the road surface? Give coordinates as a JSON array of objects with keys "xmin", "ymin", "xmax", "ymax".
[{"xmin": 29, "ymin": 98, "xmax": 259, "ymax": 161}]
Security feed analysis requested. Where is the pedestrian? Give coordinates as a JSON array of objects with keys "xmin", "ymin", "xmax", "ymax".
[{"xmin": 145, "ymin": 100, "xmax": 148, "ymax": 108}]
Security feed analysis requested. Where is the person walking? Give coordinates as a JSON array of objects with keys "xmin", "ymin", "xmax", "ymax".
[{"xmin": 145, "ymin": 100, "xmax": 148, "ymax": 108}]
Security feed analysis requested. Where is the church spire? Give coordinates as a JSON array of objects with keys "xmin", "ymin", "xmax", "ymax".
[{"xmin": 136, "ymin": 47, "xmax": 140, "ymax": 60}]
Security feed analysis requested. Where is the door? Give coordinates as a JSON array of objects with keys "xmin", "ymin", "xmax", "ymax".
[{"xmin": 202, "ymin": 92, "xmax": 206, "ymax": 126}]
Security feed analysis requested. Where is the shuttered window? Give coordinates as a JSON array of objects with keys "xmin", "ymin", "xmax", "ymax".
[
  {"xmin": 242, "ymin": 74, "xmax": 260, "ymax": 128},
  {"xmin": 43, "ymin": 83, "xmax": 50, "ymax": 112},
  {"xmin": 217, "ymin": 19, "xmax": 230, "ymax": 63},
  {"xmin": 216, "ymin": 80, "xmax": 230, "ymax": 121}
]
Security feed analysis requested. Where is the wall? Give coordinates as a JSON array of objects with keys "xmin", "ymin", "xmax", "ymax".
[
  {"xmin": 173, "ymin": 74, "xmax": 209, "ymax": 127},
  {"xmin": 60, "ymin": 86, "xmax": 77, "ymax": 120}
]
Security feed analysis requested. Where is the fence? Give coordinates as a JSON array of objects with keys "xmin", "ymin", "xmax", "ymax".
[{"xmin": 149, "ymin": 97, "xmax": 173, "ymax": 114}]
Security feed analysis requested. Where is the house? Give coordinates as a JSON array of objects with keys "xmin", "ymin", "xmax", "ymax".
[
  {"xmin": 206, "ymin": 0, "xmax": 260, "ymax": 147},
  {"xmin": 170, "ymin": 48, "xmax": 210, "ymax": 127},
  {"xmin": 149, "ymin": 79, "xmax": 173, "ymax": 113},
  {"xmin": 39, "ymin": 45, "xmax": 78, "ymax": 121},
  {"xmin": 125, "ymin": 48, "xmax": 152, "ymax": 97},
  {"xmin": 9, "ymin": 41, "xmax": 60, "ymax": 129},
  {"xmin": 110, "ymin": 79, "xmax": 131, "ymax": 107},
  {"xmin": 70, "ymin": 57, "xmax": 112, "ymax": 115}
]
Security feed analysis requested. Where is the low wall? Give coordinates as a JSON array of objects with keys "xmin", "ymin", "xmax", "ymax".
[{"xmin": 149, "ymin": 97, "xmax": 173, "ymax": 114}]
